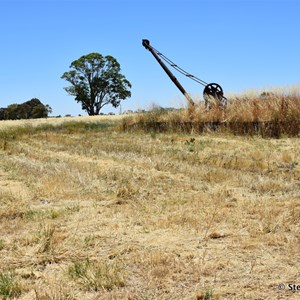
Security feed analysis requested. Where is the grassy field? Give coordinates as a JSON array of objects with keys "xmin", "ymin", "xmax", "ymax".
[
  {"xmin": 0, "ymin": 115, "xmax": 300, "ymax": 299},
  {"xmin": 0, "ymin": 115, "xmax": 123, "ymax": 130},
  {"xmin": 121, "ymin": 89, "xmax": 300, "ymax": 138}
]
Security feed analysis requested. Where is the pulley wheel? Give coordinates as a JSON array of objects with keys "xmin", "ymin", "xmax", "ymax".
[
  {"xmin": 203, "ymin": 83, "xmax": 226, "ymax": 108},
  {"xmin": 203, "ymin": 83, "xmax": 224, "ymax": 100}
]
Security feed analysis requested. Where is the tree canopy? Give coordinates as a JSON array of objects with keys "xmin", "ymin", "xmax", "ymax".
[
  {"xmin": 0, "ymin": 98, "xmax": 52, "ymax": 120},
  {"xmin": 61, "ymin": 53, "xmax": 132, "ymax": 115}
]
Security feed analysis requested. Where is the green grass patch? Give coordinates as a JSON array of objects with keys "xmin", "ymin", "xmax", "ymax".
[
  {"xmin": 68, "ymin": 259, "xmax": 125, "ymax": 291},
  {"xmin": 0, "ymin": 271, "xmax": 22, "ymax": 299}
]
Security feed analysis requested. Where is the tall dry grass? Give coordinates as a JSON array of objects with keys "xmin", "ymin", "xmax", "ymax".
[{"xmin": 121, "ymin": 85, "xmax": 300, "ymax": 137}]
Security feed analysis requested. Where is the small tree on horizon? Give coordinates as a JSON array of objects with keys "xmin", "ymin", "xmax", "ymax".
[{"xmin": 61, "ymin": 53, "xmax": 132, "ymax": 116}]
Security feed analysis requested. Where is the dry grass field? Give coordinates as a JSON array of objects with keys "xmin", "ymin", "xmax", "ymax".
[
  {"xmin": 122, "ymin": 87, "xmax": 300, "ymax": 138},
  {"xmin": 0, "ymin": 114, "xmax": 300, "ymax": 299},
  {"xmin": 0, "ymin": 115, "xmax": 123, "ymax": 130}
]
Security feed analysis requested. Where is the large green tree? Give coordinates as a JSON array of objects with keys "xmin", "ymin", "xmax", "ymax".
[{"xmin": 61, "ymin": 53, "xmax": 132, "ymax": 115}]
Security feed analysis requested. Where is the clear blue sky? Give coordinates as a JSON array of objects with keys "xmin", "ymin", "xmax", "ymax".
[{"xmin": 0, "ymin": 0, "xmax": 299, "ymax": 116}]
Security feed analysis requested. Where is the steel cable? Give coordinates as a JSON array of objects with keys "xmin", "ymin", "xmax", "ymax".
[{"xmin": 150, "ymin": 46, "xmax": 208, "ymax": 87}]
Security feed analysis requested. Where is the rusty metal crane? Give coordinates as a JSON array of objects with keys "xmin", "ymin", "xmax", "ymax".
[{"xmin": 142, "ymin": 39, "xmax": 227, "ymax": 108}]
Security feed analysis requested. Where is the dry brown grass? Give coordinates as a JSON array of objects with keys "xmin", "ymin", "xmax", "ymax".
[
  {"xmin": 0, "ymin": 116, "xmax": 300, "ymax": 299},
  {"xmin": 0, "ymin": 115, "xmax": 123, "ymax": 130},
  {"xmin": 122, "ymin": 85, "xmax": 300, "ymax": 137}
]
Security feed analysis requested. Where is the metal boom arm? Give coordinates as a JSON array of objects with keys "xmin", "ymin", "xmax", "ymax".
[{"xmin": 142, "ymin": 39, "xmax": 195, "ymax": 106}]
